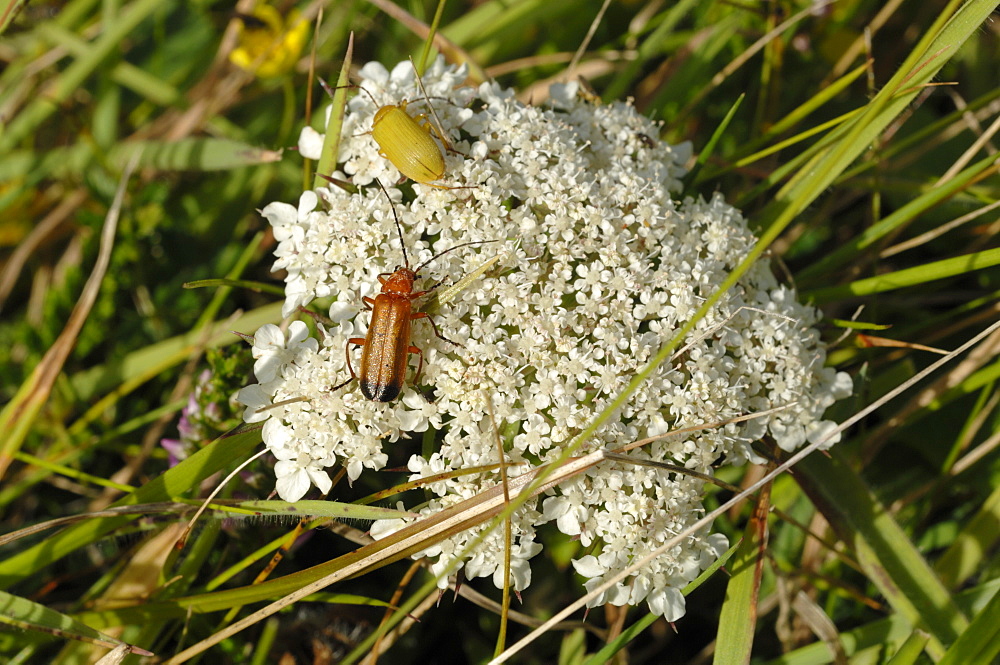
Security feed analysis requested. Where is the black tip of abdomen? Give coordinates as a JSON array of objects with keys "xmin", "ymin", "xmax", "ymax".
[{"xmin": 360, "ymin": 380, "xmax": 400, "ymax": 403}]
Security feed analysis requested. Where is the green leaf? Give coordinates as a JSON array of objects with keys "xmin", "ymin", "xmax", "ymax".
[
  {"xmin": 313, "ymin": 33, "xmax": 352, "ymax": 190},
  {"xmin": 714, "ymin": 488, "xmax": 770, "ymax": 665},
  {"xmin": 937, "ymin": 585, "xmax": 1000, "ymax": 665},
  {"xmin": 0, "ymin": 138, "xmax": 282, "ymax": 182},
  {"xmin": 805, "ymin": 247, "xmax": 1000, "ymax": 304},
  {"xmin": 0, "ymin": 589, "xmax": 152, "ymax": 656},
  {"xmin": 0, "ymin": 428, "xmax": 262, "ymax": 589},
  {"xmin": 797, "ymin": 450, "xmax": 967, "ymax": 658},
  {"xmin": 760, "ymin": 579, "xmax": 999, "ymax": 665},
  {"xmin": 885, "ymin": 631, "xmax": 930, "ymax": 665},
  {"xmin": 183, "ymin": 279, "xmax": 285, "ymax": 296},
  {"xmin": 68, "ymin": 302, "xmax": 283, "ymax": 401},
  {"xmin": 222, "ymin": 499, "xmax": 416, "ymax": 521},
  {"xmin": 936, "ymin": 484, "xmax": 1000, "ymax": 589}
]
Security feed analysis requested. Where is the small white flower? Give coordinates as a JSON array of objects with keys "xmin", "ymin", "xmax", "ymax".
[
  {"xmin": 572, "ymin": 555, "xmax": 605, "ymax": 578},
  {"xmin": 369, "ymin": 507, "xmax": 409, "ymax": 540},
  {"xmin": 251, "ymin": 321, "xmax": 317, "ymax": 383},
  {"xmin": 647, "ymin": 587, "xmax": 686, "ymax": 621},
  {"xmin": 298, "ymin": 126, "xmax": 323, "ymax": 160},
  {"xmin": 274, "ymin": 457, "xmax": 332, "ymax": 502},
  {"xmin": 243, "ymin": 57, "xmax": 852, "ymax": 619},
  {"xmin": 235, "ymin": 383, "xmax": 274, "ymax": 424}
]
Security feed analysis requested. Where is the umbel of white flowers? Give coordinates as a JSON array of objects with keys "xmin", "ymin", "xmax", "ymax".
[{"xmin": 236, "ymin": 59, "xmax": 853, "ymax": 621}]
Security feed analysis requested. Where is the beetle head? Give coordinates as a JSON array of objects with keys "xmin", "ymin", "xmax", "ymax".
[{"xmin": 381, "ymin": 266, "xmax": 417, "ymax": 296}]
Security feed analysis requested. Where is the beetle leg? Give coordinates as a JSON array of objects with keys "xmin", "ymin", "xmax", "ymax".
[
  {"xmin": 413, "ymin": 112, "xmax": 452, "ymax": 146},
  {"xmin": 345, "ymin": 338, "xmax": 364, "ymax": 377},
  {"xmin": 410, "ymin": 277, "xmax": 447, "ymax": 301},
  {"xmin": 409, "ymin": 104, "xmax": 468, "ymax": 163},
  {"xmin": 362, "ymin": 296, "xmax": 376, "ymax": 310},
  {"xmin": 411, "ymin": 112, "xmax": 434, "ymax": 137},
  {"xmin": 413, "ymin": 115, "xmax": 471, "ymax": 162},
  {"xmin": 427, "ymin": 181, "xmax": 468, "ymax": 190},
  {"xmin": 330, "ymin": 377, "xmax": 354, "ymax": 392},
  {"xmin": 409, "ymin": 344, "xmax": 425, "ymax": 386},
  {"xmin": 422, "ymin": 123, "xmax": 453, "ymax": 153},
  {"xmin": 332, "ymin": 338, "xmax": 365, "ymax": 392},
  {"xmin": 412, "ymin": 312, "xmax": 460, "ymax": 347}
]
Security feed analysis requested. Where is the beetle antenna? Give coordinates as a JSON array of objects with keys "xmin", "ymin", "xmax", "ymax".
[
  {"xmin": 318, "ymin": 77, "xmax": 380, "ymax": 107},
  {"xmin": 373, "ymin": 178, "xmax": 409, "ymax": 269},
  {"xmin": 414, "ymin": 239, "xmax": 502, "ymax": 275},
  {"xmin": 409, "ymin": 56, "xmax": 452, "ymax": 152}
]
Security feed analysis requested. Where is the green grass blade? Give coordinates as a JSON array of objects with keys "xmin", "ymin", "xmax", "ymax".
[
  {"xmin": 761, "ymin": 579, "xmax": 1000, "ymax": 665},
  {"xmin": 0, "ymin": 428, "xmax": 261, "ymax": 588},
  {"xmin": 686, "ymin": 93, "xmax": 744, "ymax": 188},
  {"xmin": 797, "ymin": 450, "xmax": 967, "ymax": 658},
  {"xmin": 714, "ymin": 488, "xmax": 770, "ymax": 665},
  {"xmin": 0, "ymin": 590, "xmax": 150, "ymax": 655},
  {"xmin": 885, "ymin": 631, "xmax": 931, "ymax": 665},
  {"xmin": 798, "ymin": 154, "xmax": 1000, "ymax": 283},
  {"xmin": 35, "ymin": 21, "xmax": 182, "ymax": 105},
  {"xmin": 0, "ymin": 0, "xmax": 168, "ymax": 154},
  {"xmin": 67, "ymin": 302, "xmax": 282, "ymax": 401},
  {"xmin": 442, "ymin": 0, "xmax": 564, "ymax": 60},
  {"xmin": 755, "ymin": 0, "xmax": 996, "ymax": 233},
  {"xmin": 937, "ymin": 585, "xmax": 1000, "ymax": 665},
  {"xmin": 417, "ymin": 0, "xmax": 448, "ymax": 73},
  {"xmin": 805, "ymin": 246, "xmax": 1000, "ymax": 304},
  {"xmin": 0, "ymin": 138, "xmax": 284, "ymax": 182},
  {"xmin": 313, "ymin": 33, "xmax": 352, "ymax": 189},
  {"xmin": 183, "ymin": 279, "xmax": 285, "ymax": 296},
  {"xmin": 601, "ymin": 0, "xmax": 700, "ymax": 102},
  {"xmin": 221, "ymin": 499, "xmax": 415, "ymax": 521},
  {"xmin": 936, "ymin": 483, "xmax": 1000, "ymax": 590},
  {"xmin": 764, "ymin": 62, "xmax": 870, "ymax": 142}
]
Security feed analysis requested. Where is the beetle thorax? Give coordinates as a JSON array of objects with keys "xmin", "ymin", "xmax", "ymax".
[
  {"xmin": 373, "ymin": 105, "xmax": 396, "ymax": 125},
  {"xmin": 381, "ymin": 267, "xmax": 417, "ymax": 295}
]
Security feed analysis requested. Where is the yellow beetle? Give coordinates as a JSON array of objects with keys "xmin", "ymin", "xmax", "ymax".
[
  {"xmin": 370, "ymin": 98, "xmax": 451, "ymax": 188},
  {"xmin": 323, "ymin": 76, "xmax": 468, "ymax": 190}
]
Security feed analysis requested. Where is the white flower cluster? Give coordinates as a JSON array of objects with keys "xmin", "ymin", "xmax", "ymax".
[{"xmin": 237, "ymin": 59, "xmax": 852, "ymax": 620}]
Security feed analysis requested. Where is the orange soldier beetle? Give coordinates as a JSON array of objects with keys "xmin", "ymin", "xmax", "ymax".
[
  {"xmin": 331, "ymin": 180, "xmax": 494, "ymax": 402},
  {"xmin": 320, "ymin": 67, "xmax": 470, "ymax": 190}
]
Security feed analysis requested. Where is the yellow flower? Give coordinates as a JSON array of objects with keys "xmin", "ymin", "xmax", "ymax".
[{"xmin": 229, "ymin": 5, "xmax": 308, "ymax": 79}]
